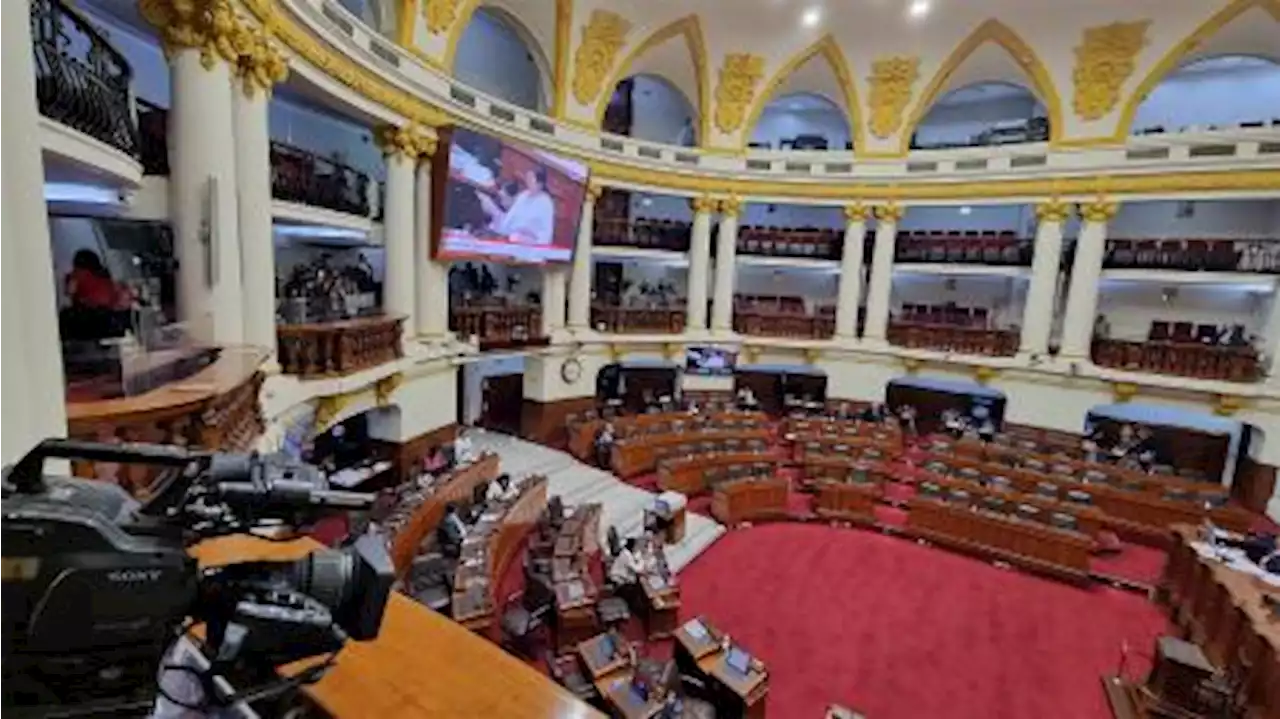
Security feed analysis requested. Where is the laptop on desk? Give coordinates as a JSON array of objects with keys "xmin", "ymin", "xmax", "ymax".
[{"xmin": 726, "ymin": 647, "xmax": 752, "ymax": 676}]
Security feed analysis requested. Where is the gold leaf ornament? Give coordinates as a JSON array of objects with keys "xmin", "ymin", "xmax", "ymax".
[
  {"xmin": 571, "ymin": 11, "xmax": 632, "ymax": 105},
  {"xmin": 713, "ymin": 54, "xmax": 766, "ymax": 134},
  {"xmin": 138, "ymin": 0, "xmax": 242, "ymax": 69},
  {"xmin": 866, "ymin": 56, "xmax": 920, "ymax": 139},
  {"xmin": 1072, "ymin": 21, "xmax": 1150, "ymax": 121},
  {"xmin": 425, "ymin": 0, "xmax": 462, "ymax": 35}
]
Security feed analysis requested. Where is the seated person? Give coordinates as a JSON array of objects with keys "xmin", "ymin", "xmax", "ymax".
[
  {"xmin": 436, "ymin": 502, "xmax": 469, "ymax": 559},
  {"xmin": 423, "ymin": 444, "xmax": 447, "ymax": 474},
  {"xmin": 608, "ymin": 537, "xmax": 651, "ymax": 611},
  {"xmin": 1218, "ymin": 530, "xmax": 1280, "ymax": 573},
  {"xmin": 832, "ymin": 401, "xmax": 854, "ymax": 421},
  {"xmin": 485, "ymin": 473, "xmax": 520, "ymax": 502},
  {"xmin": 453, "ymin": 431, "xmax": 476, "ymax": 465},
  {"xmin": 736, "ymin": 386, "xmax": 759, "ymax": 411},
  {"xmin": 595, "ymin": 423, "xmax": 616, "ymax": 469}
]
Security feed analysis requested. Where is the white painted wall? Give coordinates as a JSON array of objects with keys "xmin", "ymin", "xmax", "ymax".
[
  {"xmin": 452, "ymin": 7, "xmax": 544, "ymax": 111},
  {"xmin": 462, "ymin": 354, "xmax": 525, "ymax": 424},
  {"xmin": 629, "ymin": 75, "xmax": 696, "ymax": 145},
  {"xmin": 750, "ymin": 106, "xmax": 851, "ymax": 149},
  {"xmin": 1110, "ymin": 200, "xmax": 1280, "ymax": 239},
  {"xmin": 394, "ymin": 369, "xmax": 459, "ymax": 441},
  {"xmin": 268, "ymin": 99, "xmax": 385, "ymax": 181},
  {"xmin": 890, "ymin": 274, "xmax": 1028, "ymax": 329},
  {"xmin": 1096, "ymin": 280, "xmax": 1271, "ymax": 342},
  {"xmin": 915, "ymin": 95, "xmax": 1045, "ymax": 147},
  {"xmin": 1134, "ymin": 61, "xmax": 1280, "ymax": 132}
]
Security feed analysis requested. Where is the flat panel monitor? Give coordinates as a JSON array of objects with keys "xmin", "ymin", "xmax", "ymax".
[
  {"xmin": 436, "ymin": 126, "xmax": 588, "ymax": 264},
  {"xmin": 685, "ymin": 346, "xmax": 736, "ymax": 377}
]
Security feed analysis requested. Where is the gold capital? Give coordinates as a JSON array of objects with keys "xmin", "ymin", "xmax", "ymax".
[
  {"xmin": 691, "ymin": 195, "xmax": 718, "ymax": 214},
  {"xmin": 1034, "ymin": 199, "xmax": 1072, "ymax": 224},
  {"xmin": 1080, "ymin": 199, "xmax": 1119, "ymax": 223},
  {"xmin": 231, "ymin": 21, "xmax": 288, "ymax": 98},
  {"xmin": 844, "ymin": 203, "xmax": 873, "ymax": 223},
  {"xmin": 718, "ymin": 196, "xmax": 743, "ymax": 217},
  {"xmin": 375, "ymin": 124, "xmax": 435, "ymax": 160},
  {"xmin": 874, "ymin": 203, "xmax": 905, "ymax": 223},
  {"xmin": 585, "ymin": 181, "xmax": 603, "ymax": 201},
  {"xmin": 139, "ymin": 0, "xmax": 241, "ymax": 70}
]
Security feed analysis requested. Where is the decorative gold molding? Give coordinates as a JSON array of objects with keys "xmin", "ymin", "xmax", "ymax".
[
  {"xmin": 866, "ymin": 56, "xmax": 920, "ymax": 139},
  {"xmin": 844, "ymin": 203, "xmax": 873, "ymax": 223},
  {"xmin": 231, "ymin": 20, "xmax": 288, "ymax": 97},
  {"xmin": 691, "ymin": 194, "xmax": 718, "ymax": 214},
  {"xmin": 1072, "ymin": 21, "xmax": 1150, "ymax": 122},
  {"xmin": 718, "ymin": 196, "xmax": 743, "ymax": 217},
  {"xmin": 607, "ymin": 343, "xmax": 624, "ymax": 362},
  {"xmin": 375, "ymin": 373, "xmax": 404, "ymax": 406},
  {"xmin": 1034, "ymin": 199, "xmax": 1073, "ymax": 224},
  {"xmin": 972, "ymin": 366, "xmax": 999, "ymax": 385},
  {"xmin": 900, "ymin": 20, "xmax": 1063, "ymax": 153},
  {"xmin": 738, "ymin": 35, "xmax": 863, "ymax": 152},
  {"xmin": 902, "ymin": 357, "xmax": 924, "ymax": 375},
  {"xmin": 661, "ymin": 343, "xmax": 679, "ymax": 361},
  {"xmin": 874, "ymin": 203, "xmax": 906, "ymax": 223},
  {"xmin": 138, "ymin": 0, "xmax": 240, "ymax": 69},
  {"xmin": 712, "ymin": 53, "xmax": 766, "ymax": 135},
  {"xmin": 570, "ymin": 10, "xmax": 631, "ymax": 106},
  {"xmin": 551, "ymin": 0, "xmax": 573, "ymax": 118},
  {"xmin": 424, "ymin": 0, "xmax": 462, "ymax": 34},
  {"xmin": 1080, "ymin": 199, "xmax": 1120, "ymax": 223},
  {"xmin": 1110, "ymin": 381, "xmax": 1139, "ymax": 403},
  {"xmin": 804, "ymin": 347, "xmax": 822, "ymax": 364},
  {"xmin": 376, "ymin": 123, "xmax": 436, "ymax": 159},
  {"xmin": 1214, "ymin": 394, "xmax": 1246, "ymax": 417},
  {"xmin": 585, "ymin": 181, "xmax": 604, "ymax": 201},
  {"xmin": 742, "ymin": 345, "xmax": 761, "ymax": 364}
]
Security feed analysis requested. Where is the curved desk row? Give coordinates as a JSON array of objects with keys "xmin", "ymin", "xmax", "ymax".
[
  {"xmin": 813, "ymin": 481, "xmax": 882, "ymax": 526},
  {"xmin": 452, "ymin": 476, "xmax": 549, "ymax": 632},
  {"xmin": 612, "ymin": 428, "xmax": 774, "ymax": 478},
  {"xmin": 792, "ymin": 433, "xmax": 901, "ymax": 465},
  {"xmin": 906, "ymin": 497, "xmax": 1095, "ymax": 584},
  {"xmin": 916, "ymin": 473, "xmax": 1110, "ymax": 539},
  {"xmin": 387, "ymin": 454, "xmax": 501, "ymax": 573},
  {"xmin": 568, "ymin": 410, "xmax": 768, "ymax": 461},
  {"xmin": 711, "ymin": 478, "xmax": 790, "ymax": 526},
  {"xmin": 782, "ymin": 416, "xmax": 903, "ymax": 445},
  {"xmin": 657, "ymin": 450, "xmax": 779, "ymax": 495}
]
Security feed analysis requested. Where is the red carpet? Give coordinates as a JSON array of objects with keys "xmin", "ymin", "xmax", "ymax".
[
  {"xmin": 1090, "ymin": 543, "xmax": 1168, "ymax": 587},
  {"xmin": 678, "ymin": 523, "xmax": 1168, "ymax": 719}
]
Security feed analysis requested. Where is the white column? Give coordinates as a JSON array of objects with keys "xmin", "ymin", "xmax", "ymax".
[
  {"xmin": 1018, "ymin": 200, "xmax": 1071, "ymax": 358},
  {"xmin": 2, "ymin": 0, "xmax": 67, "ymax": 460},
  {"xmin": 378, "ymin": 126, "xmax": 422, "ymax": 343},
  {"xmin": 686, "ymin": 196, "xmax": 716, "ymax": 332},
  {"xmin": 169, "ymin": 49, "xmax": 243, "ymax": 344},
  {"xmin": 541, "ymin": 268, "xmax": 568, "ymax": 335},
  {"xmin": 567, "ymin": 184, "xmax": 600, "ymax": 330},
  {"xmin": 413, "ymin": 140, "xmax": 450, "ymax": 338},
  {"xmin": 863, "ymin": 204, "xmax": 904, "ymax": 343},
  {"xmin": 1264, "ymin": 286, "xmax": 1280, "ymax": 384},
  {"xmin": 710, "ymin": 197, "xmax": 741, "ymax": 333},
  {"xmin": 835, "ymin": 204, "xmax": 871, "ymax": 339},
  {"xmin": 233, "ymin": 84, "xmax": 276, "ymax": 358},
  {"xmin": 1059, "ymin": 200, "xmax": 1118, "ymax": 360}
]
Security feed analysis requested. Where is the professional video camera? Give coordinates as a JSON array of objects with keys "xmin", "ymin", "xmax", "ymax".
[{"xmin": 2, "ymin": 439, "xmax": 396, "ymax": 717}]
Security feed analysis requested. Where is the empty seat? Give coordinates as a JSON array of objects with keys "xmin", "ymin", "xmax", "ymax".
[
  {"xmin": 947, "ymin": 489, "xmax": 971, "ymax": 504},
  {"xmin": 925, "ymin": 461, "xmax": 950, "ymax": 474},
  {"xmin": 982, "ymin": 496, "xmax": 1007, "ymax": 512},
  {"xmin": 1036, "ymin": 482, "xmax": 1058, "ymax": 499},
  {"xmin": 958, "ymin": 467, "xmax": 982, "ymax": 483},
  {"xmin": 1016, "ymin": 504, "xmax": 1041, "ymax": 521},
  {"xmin": 1065, "ymin": 490, "xmax": 1092, "ymax": 505},
  {"xmin": 986, "ymin": 475, "xmax": 1012, "ymax": 492},
  {"xmin": 1049, "ymin": 512, "xmax": 1078, "ymax": 531},
  {"xmin": 1082, "ymin": 470, "xmax": 1108, "ymax": 484},
  {"xmin": 1023, "ymin": 459, "xmax": 1046, "ymax": 472},
  {"xmin": 920, "ymin": 482, "xmax": 943, "ymax": 497},
  {"xmin": 1050, "ymin": 463, "xmax": 1075, "ymax": 477},
  {"xmin": 1163, "ymin": 488, "xmax": 1192, "ymax": 502}
]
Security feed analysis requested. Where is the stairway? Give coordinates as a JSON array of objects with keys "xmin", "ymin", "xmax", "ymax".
[{"xmin": 466, "ymin": 429, "xmax": 726, "ymax": 572}]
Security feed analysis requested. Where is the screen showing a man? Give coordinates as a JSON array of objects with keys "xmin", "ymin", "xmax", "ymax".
[{"xmin": 438, "ymin": 127, "xmax": 586, "ymax": 264}]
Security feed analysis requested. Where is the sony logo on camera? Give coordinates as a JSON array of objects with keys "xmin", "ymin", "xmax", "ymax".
[{"xmin": 106, "ymin": 568, "xmax": 163, "ymax": 583}]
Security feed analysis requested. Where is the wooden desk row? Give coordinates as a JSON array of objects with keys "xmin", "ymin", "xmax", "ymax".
[
  {"xmin": 711, "ymin": 478, "xmax": 791, "ymax": 526},
  {"xmin": 782, "ymin": 416, "xmax": 903, "ymax": 444},
  {"xmin": 387, "ymin": 454, "xmax": 501, "ymax": 573},
  {"xmin": 906, "ymin": 497, "xmax": 1095, "ymax": 584},
  {"xmin": 917, "ymin": 473, "xmax": 1109, "ymax": 539},
  {"xmin": 612, "ymin": 428, "xmax": 774, "ymax": 478},
  {"xmin": 1164, "ymin": 526, "xmax": 1280, "ymax": 719},
  {"xmin": 792, "ymin": 434, "xmax": 900, "ymax": 465},
  {"xmin": 540, "ymin": 504, "xmax": 605, "ymax": 652},
  {"xmin": 675, "ymin": 618, "xmax": 770, "ymax": 719},
  {"xmin": 568, "ymin": 410, "xmax": 768, "ymax": 461},
  {"xmin": 451, "ymin": 476, "xmax": 549, "ymax": 632},
  {"xmin": 799, "ymin": 458, "xmax": 894, "ymax": 491},
  {"xmin": 813, "ymin": 481, "xmax": 881, "ymax": 526},
  {"xmin": 657, "ymin": 450, "xmax": 779, "ymax": 496}
]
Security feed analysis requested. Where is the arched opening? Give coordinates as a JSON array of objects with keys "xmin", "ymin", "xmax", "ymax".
[
  {"xmin": 605, "ymin": 73, "xmax": 698, "ymax": 146},
  {"xmin": 748, "ymin": 92, "xmax": 850, "ymax": 150},
  {"xmin": 886, "ymin": 376, "xmax": 1007, "ymax": 437},
  {"xmin": 451, "ymin": 6, "xmax": 549, "ymax": 111},
  {"xmin": 1084, "ymin": 403, "xmax": 1241, "ymax": 484},
  {"xmin": 735, "ymin": 364, "xmax": 827, "ymax": 416},
  {"xmin": 911, "ymin": 81, "xmax": 1047, "ymax": 150},
  {"xmin": 336, "ymin": 0, "xmax": 380, "ymax": 28},
  {"xmin": 461, "ymin": 354, "xmax": 526, "ymax": 433},
  {"xmin": 1132, "ymin": 54, "xmax": 1280, "ymax": 134}
]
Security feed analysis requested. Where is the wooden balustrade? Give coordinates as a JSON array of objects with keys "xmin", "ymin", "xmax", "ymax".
[
  {"xmin": 733, "ymin": 310, "xmax": 835, "ymax": 339},
  {"xmin": 907, "ymin": 497, "xmax": 1095, "ymax": 584},
  {"xmin": 276, "ymin": 315, "xmax": 404, "ymax": 379},
  {"xmin": 449, "ymin": 305, "xmax": 546, "ymax": 350},
  {"xmin": 590, "ymin": 305, "xmax": 685, "ymax": 334},
  {"xmin": 894, "ymin": 233, "xmax": 1033, "ymax": 266},
  {"xmin": 32, "ymin": 0, "xmax": 138, "ymax": 157},
  {"xmin": 887, "ymin": 323, "xmax": 1018, "ymax": 357},
  {"xmin": 270, "ymin": 140, "xmax": 372, "ymax": 217},
  {"xmin": 1091, "ymin": 338, "xmax": 1261, "ymax": 383},
  {"xmin": 711, "ymin": 478, "xmax": 790, "ymax": 526},
  {"xmin": 735, "ymin": 226, "xmax": 843, "ymax": 261},
  {"xmin": 1104, "ymin": 238, "xmax": 1279, "ymax": 273},
  {"xmin": 593, "ymin": 217, "xmax": 691, "ymax": 252}
]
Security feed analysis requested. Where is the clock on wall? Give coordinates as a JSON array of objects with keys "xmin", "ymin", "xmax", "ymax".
[{"xmin": 560, "ymin": 357, "xmax": 583, "ymax": 384}]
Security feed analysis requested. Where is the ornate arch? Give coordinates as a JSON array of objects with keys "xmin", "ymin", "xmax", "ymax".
[
  {"xmin": 898, "ymin": 19, "xmax": 1063, "ymax": 154},
  {"xmin": 444, "ymin": 2, "xmax": 555, "ymax": 110},
  {"xmin": 591, "ymin": 15, "xmax": 710, "ymax": 146},
  {"xmin": 738, "ymin": 35, "xmax": 862, "ymax": 151},
  {"xmin": 1115, "ymin": 0, "xmax": 1280, "ymax": 138}
]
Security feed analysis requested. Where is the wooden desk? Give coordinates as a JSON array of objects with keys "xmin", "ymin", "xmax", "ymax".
[
  {"xmin": 554, "ymin": 576, "xmax": 600, "ymax": 652},
  {"xmin": 658, "ymin": 451, "xmax": 779, "ymax": 496},
  {"xmin": 387, "ymin": 453, "xmax": 500, "ymax": 573},
  {"xmin": 813, "ymin": 481, "xmax": 881, "ymax": 525},
  {"xmin": 578, "ymin": 633, "xmax": 665, "ymax": 719},
  {"xmin": 568, "ymin": 410, "xmax": 768, "ymax": 462},
  {"xmin": 674, "ymin": 617, "xmax": 769, "ymax": 719},
  {"xmin": 190, "ymin": 535, "xmax": 601, "ymax": 717},
  {"xmin": 1163, "ymin": 526, "xmax": 1280, "ymax": 719},
  {"xmin": 641, "ymin": 573, "xmax": 682, "ymax": 640},
  {"xmin": 711, "ymin": 478, "xmax": 790, "ymax": 526},
  {"xmin": 613, "ymin": 428, "xmax": 774, "ymax": 478}
]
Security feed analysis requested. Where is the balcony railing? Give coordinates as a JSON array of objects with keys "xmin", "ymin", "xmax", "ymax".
[
  {"xmin": 450, "ymin": 305, "xmax": 546, "ymax": 350},
  {"xmin": 136, "ymin": 99, "xmax": 169, "ymax": 175},
  {"xmin": 276, "ymin": 314, "xmax": 404, "ymax": 378},
  {"xmin": 32, "ymin": 0, "xmax": 138, "ymax": 158},
  {"xmin": 736, "ymin": 226, "xmax": 843, "ymax": 262},
  {"xmin": 1104, "ymin": 239, "xmax": 1280, "ymax": 273},
  {"xmin": 594, "ymin": 217, "xmax": 691, "ymax": 252},
  {"xmin": 888, "ymin": 323, "xmax": 1019, "ymax": 357},
  {"xmin": 1092, "ymin": 339, "xmax": 1262, "ymax": 383},
  {"xmin": 895, "ymin": 231, "xmax": 1033, "ymax": 266},
  {"xmin": 591, "ymin": 305, "xmax": 685, "ymax": 334},
  {"xmin": 271, "ymin": 141, "xmax": 372, "ymax": 217},
  {"xmin": 734, "ymin": 310, "xmax": 835, "ymax": 340}
]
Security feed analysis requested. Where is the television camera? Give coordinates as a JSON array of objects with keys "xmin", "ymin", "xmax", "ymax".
[{"xmin": 2, "ymin": 439, "xmax": 396, "ymax": 717}]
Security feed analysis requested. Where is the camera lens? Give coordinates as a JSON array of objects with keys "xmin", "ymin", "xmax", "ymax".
[{"xmin": 287, "ymin": 549, "xmax": 352, "ymax": 614}]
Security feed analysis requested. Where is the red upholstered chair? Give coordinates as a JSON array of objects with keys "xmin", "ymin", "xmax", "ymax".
[
  {"xmin": 1172, "ymin": 322, "xmax": 1194, "ymax": 343},
  {"xmin": 1149, "ymin": 321, "xmax": 1171, "ymax": 341}
]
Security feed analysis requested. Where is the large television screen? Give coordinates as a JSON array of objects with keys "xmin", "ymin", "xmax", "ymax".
[
  {"xmin": 686, "ymin": 347, "xmax": 737, "ymax": 377},
  {"xmin": 437, "ymin": 126, "xmax": 588, "ymax": 264}
]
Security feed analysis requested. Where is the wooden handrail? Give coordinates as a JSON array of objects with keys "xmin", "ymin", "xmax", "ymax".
[
  {"xmin": 276, "ymin": 314, "xmax": 404, "ymax": 379},
  {"xmin": 590, "ymin": 305, "xmax": 685, "ymax": 334},
  {"xmin": 1091, "ymin": 338, "xmax": 1261, "ymax": 383},
  {"xmin": 269, "ymin": 140, "xmax": 373, "ymax": 217},
  {"xmin": 734, "ymin": 310, "xmax": 835, "ymax": 339},
  {"xmin": 888, "ymin": 322, "xmax": 1018, "ymax": 357}
]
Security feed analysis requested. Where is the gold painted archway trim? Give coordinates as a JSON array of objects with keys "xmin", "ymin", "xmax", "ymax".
[
  {"xmin": 737, "ymin": 35, "xmax": 863, "ymax": 152},
  {"xmin": 591, "ymin": 15, "xmax": 710, "ymax": 147},
  {"xmin": 1113, "ymin": 0, "xmax": 1280, "ymax": 141},
  {"xmin": 898, "ymin": 19, "xmax": 1063, "ymax": 155}
]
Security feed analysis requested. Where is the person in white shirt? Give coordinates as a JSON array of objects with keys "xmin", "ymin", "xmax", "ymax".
[
  {"xmin": 453, "ymin": 432, "xmax": 475, "ymax": 466},
  {"xmin": 478, "ymin": 167, "xmax": 556, "ymax": 245},
  {"xmin": 485, "ymin": 473, "xmax": 519, "ymax": 503},
  {"xmin": 608, "ymin": 537, "xmax": 651, "ymax": 610}
]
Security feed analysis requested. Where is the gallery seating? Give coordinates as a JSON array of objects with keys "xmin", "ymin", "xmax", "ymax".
[
  {"xmin": 593, "ymin": 216, "xmax": 692, "ymax": 252},
  {"xmin": 450, "ymin": 303, "xmax": 545, "ymax": 350},
  {"xmin": 1103, "ymin": 237, "xmax": 1280, "ymax": 273},
  {"xmin": 894, "ymin": 230, "xmax": 1033, "ymax": 266},
  {"xmin": 1091, "ymin": 337, "xmax": 1261, "ymax": 383},
  {"xmin": 735, "ymin": 225, "xmax": 843, "ymax": 261},
  {"xmin": 887, "ymin": 323, "xmax": 1019, "ymax": 357},
  {"xmin": 590, "ymin": 305, "xmax": 686, "ymax": 334}
]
